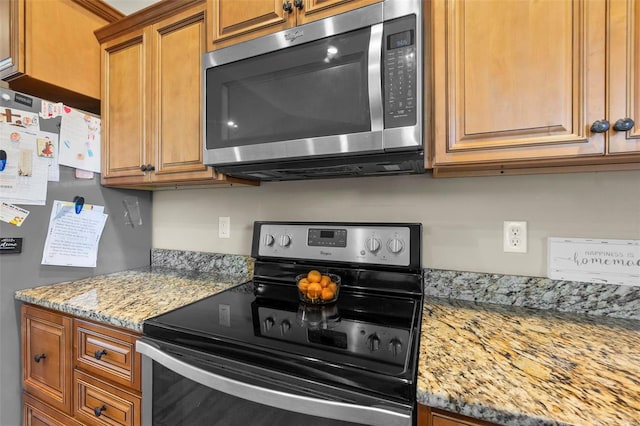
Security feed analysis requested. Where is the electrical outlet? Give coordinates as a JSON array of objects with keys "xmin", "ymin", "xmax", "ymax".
[
  {"xmin": 219, "ymin": 216, "xmax": 230, "ymax": 239},
  {"xmin": 503, "ymin": 221, "xmax": 527, "ymax": 253}
]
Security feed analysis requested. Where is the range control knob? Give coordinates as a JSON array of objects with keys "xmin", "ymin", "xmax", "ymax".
[
  {"xmin": 387, "ymin": 238, "xmax": 404, "ymax": 254},
  {"xmin": 367, "ymin": 333, "xmax": 381, "ymax": 352},
  {"xmin": 263, "ymin": 317, "xmax": 275, "ymax": 332},
  {"xmin": 278, "ymin": 234, "xmax": 292, "ymax": 248},
  {"xmin": 388, "ymin": 338, "xmax": 403, "ymax": 357},
  {"xmin": 280, "ymin": 319, "xmax": 291, "ymax": 335},
  {"xmin": 365, "ymin": 237, "xmax": 381, "ymax": 253},
  {"xmin": 263, "ymin": 234, "xmax": 275, "ymax": 247}
]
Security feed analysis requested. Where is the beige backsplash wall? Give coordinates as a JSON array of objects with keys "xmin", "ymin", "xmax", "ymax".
[{"xmin": 152, "ymin": 170, "xmax": 640, "ymax": 277}]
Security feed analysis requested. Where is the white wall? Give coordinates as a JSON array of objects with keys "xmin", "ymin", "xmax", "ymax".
[{"xmin": 153, "ymin": 170, "xmax": 640, "ymax": 277}]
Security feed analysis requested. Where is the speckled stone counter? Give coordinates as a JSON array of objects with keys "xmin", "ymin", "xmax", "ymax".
[
  {"xmin": 417, "ymin": 297, "xmax": 640, "ymax": 426},
  {"xmin": 15, "ymin": 266, "xmax": 250, "ymax": 332}
]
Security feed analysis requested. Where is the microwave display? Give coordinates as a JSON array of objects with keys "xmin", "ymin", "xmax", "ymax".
[{"xmin": 387, "ymin": 30, "xmax": 414, "ymax": 50}]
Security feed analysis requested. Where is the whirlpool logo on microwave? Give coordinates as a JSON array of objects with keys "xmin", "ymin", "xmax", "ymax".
[{"xmin": 284, "ymin": 30, "xmax": 304, "ymax": 42}]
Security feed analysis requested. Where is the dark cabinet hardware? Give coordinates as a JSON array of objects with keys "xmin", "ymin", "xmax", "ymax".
[
  {"xmin": 140, "ymin": 164, "xmax": 148, "ymax": 171},
  {"xmin": 294, "ymin": 0, "xmax": 303, "ymax": 9},
  {"xmin": 613, "ymin": 118, "xmax": 635, "ymax": 132},
  {"xmin": 140, "ymin": 164, "xmax": 155, "ymax": 172},
  {"xmin": 34, "ymin": 353, "xmax": 46, "ymax": 363},
  {"xmin": 283, "ymin": 1, "xmax": 293, "ymax": 12},
  {"xmin": 94, "ymin": 405, "xmax": 107, "ymax": 417},
  {"xmin": 94, "ymin": 349, "xmax": 108, "ymax": 360},
  {"xmin": 590, "ymin": 119, "xmax": 610, "ymax": 133}
]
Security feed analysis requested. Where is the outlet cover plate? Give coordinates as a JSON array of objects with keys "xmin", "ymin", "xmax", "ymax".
[{"xmin": 504, "ymin": 221, "xmax": 527, "ymax": 253}]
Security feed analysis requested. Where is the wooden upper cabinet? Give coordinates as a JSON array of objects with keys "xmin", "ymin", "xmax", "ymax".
[
  {"xmin": 208, "ymin": 0, "xmax": 381, "ymax": 49},
  {"xmin": 608, "ymin": 0, "xmax": 640, "ymax": 154},
  {"xmin": 97, "ymin": 0, "xmax": 258, "ymax": 188},
  {"xmin": 431, "ymin": 0, "xmax": 606, "ymax": 168},
  {"xmin": 150, "ymin": 5, "xmax": 214, "ymax": 182},
  {"xmin": 101, "ymin": 28, "xmax": 148, "ymax": 182},
  {"xmin": 0, "ymin": 0, "xmax": 123, "ymax": 114}
]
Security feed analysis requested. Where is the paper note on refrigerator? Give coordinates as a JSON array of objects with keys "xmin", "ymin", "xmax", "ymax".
[
  {"xmin": 41, "ymin": 200, "xmax": 108, "ymax": 267},
  {"xmin": 59, "ymin": 107, "xmax": 101, "ymax": 173}
]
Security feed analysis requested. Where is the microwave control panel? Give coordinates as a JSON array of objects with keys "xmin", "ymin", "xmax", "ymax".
[{"xmin": 383, "ymin": 15, "xmax": 417, "ymax": 129}]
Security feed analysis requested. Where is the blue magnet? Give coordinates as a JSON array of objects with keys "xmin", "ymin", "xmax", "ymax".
[
  {"xmin": 73, "ymin": 196, "xmax": 84, "ymax": 214},
  {"xmin": 0, "ymin": 150, "xmax": 6, "ymax": 171}
]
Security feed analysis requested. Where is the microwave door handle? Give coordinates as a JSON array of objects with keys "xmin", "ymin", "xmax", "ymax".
[
  {"xmin": 368, "ymin": 23, "xmax": 384, "ymax": 132},
  {"xmin": 137, "ymin": 339, "xmax": 410, "ymax": 426}
]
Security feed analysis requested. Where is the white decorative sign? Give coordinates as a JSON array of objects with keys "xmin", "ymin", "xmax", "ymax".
[{"xmin": 548, "ymin": 238, "xmax": 640, "ymax": 287}]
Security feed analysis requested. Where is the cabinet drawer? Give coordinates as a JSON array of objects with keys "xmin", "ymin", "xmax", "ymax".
[
  {"xmin": 73, "ymin": 370, "xmax": 141, "ymax": 426},
  {"xmin": 74, "ymin": 319, "xmax": 141, "ymax": 391},
  {"xmin": 23, "ymin": 392, "xmax": 81, "ymax": 426},
  {"xmin": 22, "ymin": 305, "xmax": 73, "ymax": 415}
]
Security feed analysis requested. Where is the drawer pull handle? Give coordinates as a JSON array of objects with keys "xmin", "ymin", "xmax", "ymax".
[
  {"xmin": 94, "ymin": 349, "xmax": 108, "ymax": 360},
  {"xmin": 34, "ymin": 353, "xmax": 46, "ymax": 363},
  {"xmin": 94, "ymin": 405, "xmax": 107, "ymax": 417}
]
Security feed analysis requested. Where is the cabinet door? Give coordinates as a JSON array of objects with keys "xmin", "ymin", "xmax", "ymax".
[
  {"xmin": 432, "ymin": 0, "xmax": 606, "ymax": 166},
  {"xmin": 208, "ymin": 0, "xmax": 292, "ymax": 49},
  {"xmin": 609, "ymin": 0, "xmax": 640, "ymax": 154},
  {"xmin": 150, "ymin": 3, "xmax": 216, "ymax": 182},
  {"xmin": 101, "ymin": 28, "xmax": 150, "ymax": 184},
  {"xmin": 296, "ymin": 0, "xmax": 381, "ymax": 25},
  {"xmin": 22, "ymin": 305, "xmax": 73, "ymax": 416},
  {"xmin": 0, "ymin": 0, "xmax": 21, "ymax": 78},
  {"xmin": 23, "ymin": 392, "xmax": 81, "ymax": 426}
]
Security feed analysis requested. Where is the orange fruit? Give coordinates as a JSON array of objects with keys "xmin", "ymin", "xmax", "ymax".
[
  {"xmin": 327, "ymin": 282, "xmax": 338, "ymax": 293},
  {"xmin": 306, "ymin": 282, "xmax": 323, "ymax": 300},
  {"xmin": 321, "ymin": 287, "xmax": 335, "ymax": 301},
  {"xmin": 307, "ymin": 270, "xmax": 322, "ymax": 283},
  {"xmin": 319, "ymin": 275, "xmax": 331, "ymax": 287},
  {"xmin": 298, "ymin": 278, "xmax": 310, "ymax": 293}
]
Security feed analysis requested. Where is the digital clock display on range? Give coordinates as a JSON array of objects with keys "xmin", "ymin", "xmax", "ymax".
[
  {"xmin": 387, "ymin": 29, "xmax": 414, "ymax": 50},
  {"xmin": 308, "ymin": 228, "xmax": 347, "ymax": 247}
]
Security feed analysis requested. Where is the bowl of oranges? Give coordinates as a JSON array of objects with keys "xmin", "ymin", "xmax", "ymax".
[{"xmin": 296, "ymin": 270, "xmax": 340, "ymax": 304}]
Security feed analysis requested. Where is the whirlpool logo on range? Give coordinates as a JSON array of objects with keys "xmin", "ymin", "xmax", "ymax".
[{"xmin": 320, "ymin": 250, "xmax": 333, "ymax": 256}]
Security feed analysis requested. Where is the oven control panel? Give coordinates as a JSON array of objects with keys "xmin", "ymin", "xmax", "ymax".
[{"xmin": 256, "ymin": 223, "xmax": 413, "ymax": 266}]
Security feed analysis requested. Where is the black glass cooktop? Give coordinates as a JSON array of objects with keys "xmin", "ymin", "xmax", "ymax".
[{"xmin": 143, "ymin": 280, "xmax": 422, "ymax": 403}]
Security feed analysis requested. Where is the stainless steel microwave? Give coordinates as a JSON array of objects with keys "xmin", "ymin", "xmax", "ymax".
[{"xmin": 202, "ymin": 0, "xmax": 424, "ymax": 181}]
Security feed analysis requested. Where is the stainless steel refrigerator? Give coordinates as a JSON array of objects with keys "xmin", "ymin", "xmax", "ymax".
[{"xmin": 0, "ymin": 87, "xmax": 152, "ymax": 425}]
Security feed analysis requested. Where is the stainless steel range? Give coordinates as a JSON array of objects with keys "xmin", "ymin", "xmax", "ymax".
[{"xmin": 137, "ymin": 221, "xmax": 423, "ymax": 426}]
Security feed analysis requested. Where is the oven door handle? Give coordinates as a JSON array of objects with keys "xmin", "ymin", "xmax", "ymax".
[{"xmin": 136, "ymin": 339, "xmax": 411, "ymax": 426}]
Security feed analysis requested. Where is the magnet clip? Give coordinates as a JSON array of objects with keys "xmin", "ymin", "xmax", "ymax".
[
  {"xmin": 0, "ymin": 150, "xmax": 6, "ymax": 172},
  {"xmin": 73, "ymin": 196, "xmax": 84, "ymax": 214}
]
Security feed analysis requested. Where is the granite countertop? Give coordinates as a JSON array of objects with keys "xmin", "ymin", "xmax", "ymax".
[
  {"xmin": 14, "ymin": 266, "xmax": 250, "ymax": 333},
  {"xmin": 417, "ymin": 297, "xmax": 640, "ymax": 426}
]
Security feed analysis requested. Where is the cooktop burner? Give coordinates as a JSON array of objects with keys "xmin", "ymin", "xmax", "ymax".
[{"xmin": 143, "ymin": 222, "xmax": 423, "ymax": 404}]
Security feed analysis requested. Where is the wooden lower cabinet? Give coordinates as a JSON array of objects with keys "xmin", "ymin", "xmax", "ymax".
[
  {"xmin": 22, "ymin": 304, "xmax": 142, "ymax": 426},
  {"xmin": 419, "ymin": 404, "xmax": 500, "ymax": 426},
  {"xmin": 23, "ymin": 392, "xmax": 81, "ymax": 426}
]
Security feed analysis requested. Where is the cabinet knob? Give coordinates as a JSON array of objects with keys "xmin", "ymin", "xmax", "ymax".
[
  {"xmin": 34, "ymin": 353, "xmax": 46, "ymax": 363},
  {"xmin": 148, "ymin": 164, "xmax": 155, "ymax": 171},
  {"xmin": 93, "ymin": 405, "xmax": 107, "ymax": 417},
  {"xmin": 294, "ymin": 0, "xmax": 303, "ymax": 9},
  {"xmin": 613, "ymin": 118, "xmax": 635, "ymax": 132},
  {"xmin": 590, "ymin": 120, "xmax": 610, "ymax": 133},
  {"xmin": 283, "ymin": 1, "xmax": 293, "ymax": 12},
  {"xmin": 140, "ymin": 164, "xmax": 148, "ymax": 171},
  {"xmin": 94, "ymin": 349, "xmax": 108, "ymax": 360}
]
